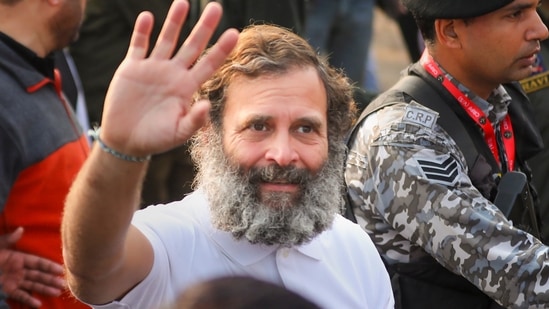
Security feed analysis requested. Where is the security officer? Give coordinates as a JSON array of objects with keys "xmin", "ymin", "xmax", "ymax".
[{"xmin": 344, "ymin": 0, "xmax": 549, "ymax": 307}]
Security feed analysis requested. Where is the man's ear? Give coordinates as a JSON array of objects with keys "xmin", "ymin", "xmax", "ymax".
[{"xmin": 435, "ymin": 19, "xmax": 461, "ymax": 48}]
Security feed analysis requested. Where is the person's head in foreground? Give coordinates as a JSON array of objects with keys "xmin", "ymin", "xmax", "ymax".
[{"xmin": 173, "ymin": 276, "xmax": 320, "ymax": 309}]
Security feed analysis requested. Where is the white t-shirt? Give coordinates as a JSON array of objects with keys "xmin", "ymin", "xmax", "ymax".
[{"xmin": 90, "ymin": 191, "xmax": 394, "ymax": 309}]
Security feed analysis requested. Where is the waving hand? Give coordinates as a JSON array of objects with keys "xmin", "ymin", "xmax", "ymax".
[{"xmin": 99, "ymin": 0, "xmax": 238, "ymax": 158}]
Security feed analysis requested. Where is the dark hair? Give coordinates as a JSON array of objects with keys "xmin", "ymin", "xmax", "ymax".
[
  {"xmin": 412, "ymin": 14, "xmax": 436, "ymax": 45},
  {"xmin": 175, "ymin": 276, "xmax": 321, "ymax": 309},
  {"xmin": 413, "ymin": 14, "xmax": 475, "ymax": 46}
]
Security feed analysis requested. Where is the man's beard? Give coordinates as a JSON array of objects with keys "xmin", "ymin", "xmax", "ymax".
[{"xmin": 193, "ymin": 131, "xmax": 345, "ymax": 247}]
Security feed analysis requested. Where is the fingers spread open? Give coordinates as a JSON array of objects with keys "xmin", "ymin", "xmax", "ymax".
[
  {"xmin": 190, "ymin": 28, "xmax": 239, "ymax": 85},
  {"xmin": 20, "ymin": 272, "xmax": 65, "ymax": 296},
  {"xmin": 8, "ymin": 289, "xmax": 42, "ymax": 308},
  {"xmin": 24, "ymin": 254, "xmax": 64, "ymax": 276},
  {"xmin": 125, "ymin": 11, "xmax": 155, "ymax": 60},
  {"xmin": 150, "ymin": 0, "xmax": 190, "ymax": 60},
  {"xmin": 174, "ymin": 1, "xmax": 224, "ymax": 69}
]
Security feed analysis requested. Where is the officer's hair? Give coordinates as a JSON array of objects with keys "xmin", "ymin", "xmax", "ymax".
[
  {"xmin": 413, "ymin": 14, "xmax": 476, "ymax": 46},
  {"xmin": 413, "ymin": 15, "xmax": 437, "ymax": 45}
]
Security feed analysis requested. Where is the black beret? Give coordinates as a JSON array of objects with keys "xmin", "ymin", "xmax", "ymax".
[{"xmin": 402, "ymin": 0, "xmax": 514, "ymax": 19}]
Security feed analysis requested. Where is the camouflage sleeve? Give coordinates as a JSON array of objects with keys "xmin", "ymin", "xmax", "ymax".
[{"xmin": 344, "ymin": 101, "xmax": 549, "ymax": 308}]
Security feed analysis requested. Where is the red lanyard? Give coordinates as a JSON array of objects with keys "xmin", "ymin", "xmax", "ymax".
[
  {"xmin": 420, "ymin": 52, "xmax": 515, "ymax": 171},
  {"xmin": 27, "ymin": 68, "xmax": 63, "ymax": 99}
]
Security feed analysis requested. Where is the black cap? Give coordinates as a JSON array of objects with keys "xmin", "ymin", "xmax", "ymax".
[{"xmin": 402, "ymin": 0, "xmax": 514, "ymax": 19}]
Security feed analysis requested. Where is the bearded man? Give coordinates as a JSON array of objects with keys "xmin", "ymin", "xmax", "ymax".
[{"xmin": 61, "ymin": 1, "xmax": 394, "ymax": 309}]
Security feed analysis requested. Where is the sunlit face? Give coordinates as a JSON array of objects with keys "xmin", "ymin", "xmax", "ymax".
[
  {"xmin": 49, "ymin": 0, "xmax": 86, "ymax": 50},
  {"xmin": 456, "ymin": 0, "xmax": 549, "ymax": 85},
  {"xmin": 194, "ymin": 66, "xmax": 342, "ymax": 246},
  {"xmin": 222, "ymin": 67, "xmax": 329, "ymax": 206}
]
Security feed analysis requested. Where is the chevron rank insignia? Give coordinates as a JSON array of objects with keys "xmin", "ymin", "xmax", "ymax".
[
  {"xmin": 402, "ymin": 101, "xmax": 439, "ymax": 129},
  {"xmin": 414, "ymin": 154, "xmax": 459, "ymax": 187}
]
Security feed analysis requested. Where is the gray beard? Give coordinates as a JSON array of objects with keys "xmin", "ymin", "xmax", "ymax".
[{"xmin": 194, "ymin": 133, "xmax": 344, "ymax": 246}]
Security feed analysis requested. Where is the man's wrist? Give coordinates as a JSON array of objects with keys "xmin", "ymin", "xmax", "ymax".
[{"xmin": 88, "ymin": 128, "xmax": 151, "ymax": 163}]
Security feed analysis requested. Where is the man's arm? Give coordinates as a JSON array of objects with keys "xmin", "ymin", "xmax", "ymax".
[{"xmin": 61, "ymin": 0, "xmax": 238, "ymax": 304}]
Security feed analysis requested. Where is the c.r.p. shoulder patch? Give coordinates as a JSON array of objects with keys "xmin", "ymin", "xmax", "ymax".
[
  {"xmin": 402, "ymin": 101, "xmax": 439, "ymax": 129},
  {"xmin": 411, "ymin": 153, "xmax": 459, "ymax": 187}
]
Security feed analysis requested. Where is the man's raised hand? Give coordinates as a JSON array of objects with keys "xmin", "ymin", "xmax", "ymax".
[{"xmin": 100, "ymin": 0, "xmax": 238, "ymax": 159}]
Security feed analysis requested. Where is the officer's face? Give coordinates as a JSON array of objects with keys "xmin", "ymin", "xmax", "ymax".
[{"xmin": 453, "ymin": 0, "xmax": 548, "ymax": 84}]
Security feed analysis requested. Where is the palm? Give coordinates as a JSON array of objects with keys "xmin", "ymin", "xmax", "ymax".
[
  {"xmin": 0, "ymin": 228, "xmax": 65, "ymax": 307},
  {"xmin": 0, "ymin": 249, "xmax": 25, "ymax": 293},
  {"xmin": 104, "ymin": 58, "xmax": 200, "ymax": 152}
]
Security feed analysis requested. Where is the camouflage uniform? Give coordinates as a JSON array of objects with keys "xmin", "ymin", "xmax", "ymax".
[{"xmin": 345, "ymin": 61, "xmax": 549, "ymax": 308}]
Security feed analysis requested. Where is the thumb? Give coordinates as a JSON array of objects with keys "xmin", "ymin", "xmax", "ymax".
[
  {"xmin": 0, "ymin": 227, "xmax": 23, "ymax": 249},
  {"xmin": 176, "ymin": 100, "xmax": 211, "ymax": 141}
]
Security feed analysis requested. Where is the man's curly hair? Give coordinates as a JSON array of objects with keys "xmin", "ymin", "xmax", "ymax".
[{"xmin": 194, "ymin": 24, "xmax": 356, "ymax": 144}]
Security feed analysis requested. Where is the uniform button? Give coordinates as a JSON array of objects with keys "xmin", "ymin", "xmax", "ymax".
[
  {"xmin": 504, "ymin": 131, "xmax": 512, "ymax": 138},
  {"xmin": 280, "ymin": 248, "xmax": 290, "ymax": 258}
]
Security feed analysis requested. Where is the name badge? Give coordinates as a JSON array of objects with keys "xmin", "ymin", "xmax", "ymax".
[
  {"xmin": 520, "ymin": 71, "xmax": 549, "ymax": 94},
  {"xmin": 403, "ymin": 102, "xmax": 438, "ymax": 129}
]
